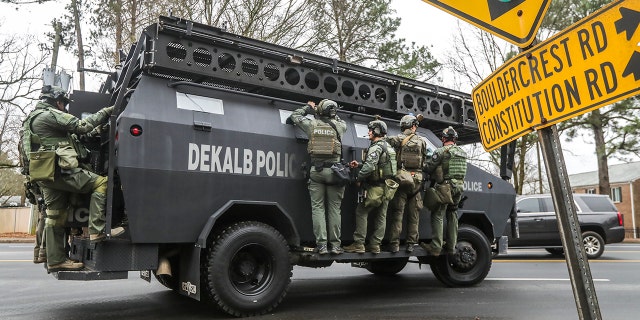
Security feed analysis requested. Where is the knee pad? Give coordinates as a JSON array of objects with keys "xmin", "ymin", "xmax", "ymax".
[
  {"xmin": 93, "ymin": 176, "xmax": 108, "ymax": 194},
  {"xmin": 45, "ymin": 209, "xmax": 67, "ymax": 227}
]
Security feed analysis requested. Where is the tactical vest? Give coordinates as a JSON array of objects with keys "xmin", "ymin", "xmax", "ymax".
[
  {"xmin": 399, "ymin": 134, "xmax": 423, "ymax": 169},
  {"xmin": 443, "ymin": 145, "xmax": 467, "ymax": 180},
  {"xmin": 20, "ymin": 106, "xmax": 81, "ymax": 175},
  {"xmin": 308, "ymin": 120, "xmax": 341, "ymax": 158}
]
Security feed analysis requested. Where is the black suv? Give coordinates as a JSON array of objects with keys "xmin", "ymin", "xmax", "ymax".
[{"xmin": 505, "ymin": 193, "xmax": 625, "ymax": 259}]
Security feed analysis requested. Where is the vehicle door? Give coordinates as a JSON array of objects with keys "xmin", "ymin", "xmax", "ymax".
[
  {"xmin": 538, "ymin": 196, "xmax": 562, "ymax": 246},
  {"xmin": 510, "ymin": 197, "xmax": 548, "ymax": 246}
]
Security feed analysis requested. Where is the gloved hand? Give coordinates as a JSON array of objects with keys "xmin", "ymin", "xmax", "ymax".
[
  {"xmin": 102, "ymin": 106, "xmax": 114, "ymax": 116},
  {"xmin": 304, "ymin": 103, "xmax": 315, "ymax": 115}
]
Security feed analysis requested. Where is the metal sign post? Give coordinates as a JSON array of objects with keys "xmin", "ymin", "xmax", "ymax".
[{"xmin": 538, "ymin": 125, "xmax": 601, "ymax": 320}]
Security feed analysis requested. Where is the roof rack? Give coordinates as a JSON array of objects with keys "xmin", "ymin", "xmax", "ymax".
[{"xmin": 109, "ymin": 15, "xmax": 480, "ymax": 143}]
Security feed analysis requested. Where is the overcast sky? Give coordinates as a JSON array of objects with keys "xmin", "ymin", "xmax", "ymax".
[{"xmin": 1, "ymin": 0, "xmax": 636, "ymax": 175}]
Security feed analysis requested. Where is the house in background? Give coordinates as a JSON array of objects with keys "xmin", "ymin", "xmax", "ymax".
[{"xmin": 569, "ymin": 161, "xmax": 640, "ymax": 239}]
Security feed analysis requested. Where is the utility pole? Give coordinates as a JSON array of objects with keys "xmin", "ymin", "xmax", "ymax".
[{"xmin": 50, "ymin": 21, "xmax": 62, "ymax": 70}]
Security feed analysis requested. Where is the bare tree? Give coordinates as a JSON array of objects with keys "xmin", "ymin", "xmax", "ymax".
[
  {"xmin": 0, "ymin": 28, "xmax": 47, "ymax": 201},
  {"xmin": 443, "ymin": 23, "xmax": 544, "ymax": 194}
]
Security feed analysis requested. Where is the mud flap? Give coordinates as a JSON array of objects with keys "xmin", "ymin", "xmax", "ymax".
[
  {"xmin": 140, "ymin": 270, "xmax": 151, "ymax": 282},
  {"xmin": 178, "ymin": 245, "xmax": 201, "ymax": 301}
]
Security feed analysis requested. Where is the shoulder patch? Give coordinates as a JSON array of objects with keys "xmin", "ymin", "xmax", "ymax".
[{"xmin": 431, "ymin": 153, "xmax": 439, "ymax": 161}]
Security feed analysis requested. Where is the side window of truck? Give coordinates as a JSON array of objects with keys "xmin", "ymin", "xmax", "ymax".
[{"xmin": 176, "ymin": 92, "xmax": 224, "ymax": 114}]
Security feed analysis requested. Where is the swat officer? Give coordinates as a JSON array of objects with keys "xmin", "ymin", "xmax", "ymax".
[
  {"xmin": 385, "ymin": 115, "xmax": 429, "ymax": 253},
  {"xmin": 288, "ymin": 100, "xmax": 347, "ymax": 255},
  {"xmin": 21, "ymin": 85, "xmax": 123, "ymax": 272},
  {"xmin": 343, "ymin": 118, "xmax": 397, "ymax": 254},
  {"xmin": 420, "ymin": 126, "xmax": 467, "ymax": 256}
]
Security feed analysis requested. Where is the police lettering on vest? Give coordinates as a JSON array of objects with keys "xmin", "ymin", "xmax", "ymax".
[{"xmin": 308, "ymin": 121, "xmax": 340, "ymax": 158}]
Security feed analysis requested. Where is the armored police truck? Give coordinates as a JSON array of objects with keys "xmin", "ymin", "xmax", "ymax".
[{"xmin": 56, "ymin": 16, "xmax": 517, "ymax": 317}]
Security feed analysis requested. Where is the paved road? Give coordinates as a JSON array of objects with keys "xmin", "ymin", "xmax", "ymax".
[{"xmin": 2, "ymin": 243, "xmax": 640, "ymax": 319}]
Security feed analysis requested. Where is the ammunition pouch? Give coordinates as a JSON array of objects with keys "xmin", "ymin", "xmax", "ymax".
[
  {"xmin": 395, "ymin": 168, "xmax": 414, "ymax": 189},
  {"xmin": 55, "ymin": 144, "xmax": 79, "ymax": 170},
  {"xmin": 364, "ymin": 185, "xmax": 385, "ymax": 208},
  {"xmin": 70, "ymin": 134, "xmax": 90, "ymax": 161},
  {"xmin": 435, "ymin": 182, "xmax": 454, "ymax": 205},
  {"xmin": 330, "ymin": 162, "xmax": 351, "ymax": 185},
  {"xmin": 424, "ymin": 187, "xmax": 440, "ymax": 212},
  {"xmin": 383, "ymin": 178, "xmax": 399, "ymax": 201},
  {"xmin": 28, "ymin": 150, "xmax": 56, "ymax": 182}
]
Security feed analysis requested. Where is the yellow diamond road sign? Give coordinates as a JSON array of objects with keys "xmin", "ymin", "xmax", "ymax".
[
  {"xmin": 472, "ymin": 0, "xmax": 640, "ymax": 152},
  {"xmin": 421, "ymin": 0, "xmax": 551, "ymax": 47}
]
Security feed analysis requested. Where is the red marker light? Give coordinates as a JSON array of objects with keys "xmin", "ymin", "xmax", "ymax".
[
  {"xmin": 130, "ymin": 125, "xmax": 143, "ymax": 136},
  {"xmin": 617, "ymin": 212, "xmax": 623, "ymax": 226}
]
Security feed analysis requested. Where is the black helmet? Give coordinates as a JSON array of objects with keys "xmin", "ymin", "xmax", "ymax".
[
  {"xmin": 442, "ymin": 126, "xmax": 458, "ymax": 140},
  {"xmin": 367, "ymin": 118, "xmax": 387, "ymax": 137},
  {"xmin": 316, "ymin": 99, "xmax": 338, "ymax": 117},
  {"xmin": 39, "ymin": 85, "xmax": 70, "ymax": 104}
]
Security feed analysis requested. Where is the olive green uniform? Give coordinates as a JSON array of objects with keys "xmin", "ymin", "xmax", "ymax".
[
  {"xmin": 24, "ymin": 101, "xmax": 112, "ymax": 266},
  {"xmin": 386, "ymin": 129, "xmax": 429, "ymax": 247},
  {"xmin": 352, "ymin": 140, "xmax": 397, "ymax": 249},
  {"xmin": 289, "ymin": 104, "xmax": 347, "ymax": 250},
  {"xmin": 424, "ymin": 144, "xmax": 467, "ymax": 254}
]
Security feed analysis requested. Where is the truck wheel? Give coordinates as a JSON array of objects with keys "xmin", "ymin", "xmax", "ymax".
[
  {"xmin": 365, "ymin": 258, "xmax": 409, "ymax": 276},
  {"xmin": 583, "ymin": 231, "xmax": 605, "ymax": 259},
  {"xmin": 202, "ymin": 221, "xmax": 292, "ymax": 317},
  {"xmin": 430, "ymin": 224, "xmax": 492, "ymax": 287}
]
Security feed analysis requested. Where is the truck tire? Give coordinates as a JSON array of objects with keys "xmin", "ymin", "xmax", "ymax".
[
  {"xmin": 365, "ymin": 258, "xmax": 409, "ymax": 276},
  {"xmin": 202, "ymin": 221, "xmax": 292, "ymax": 317},
  {"xmin": 582, "ymin": 231, "xmax": 605, "ymax": 259},
  {"xmin": 430, "ymin": 224, "xmax": 492, "ymax": 287}
]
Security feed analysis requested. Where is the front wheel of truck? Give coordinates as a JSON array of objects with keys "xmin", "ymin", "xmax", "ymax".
[
  {"xmin": 202, "ymin": 221, "xmax": 292, "ymax": 317},
  {"xmin": 429, "ymin": 224, "xmax": 492, "ymax": 287}
]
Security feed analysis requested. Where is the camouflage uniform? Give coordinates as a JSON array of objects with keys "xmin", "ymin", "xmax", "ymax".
[
  {"xmin": 423, "ymin": 143, "xmax": 467, "ymax": 255},
  {"xmin": 24, "ymin": 99, "xmax": 112, "ymax": 268},
  {"xmin": 386, "ymin": 129, "xmax": 429, "ymax": 251},
  {"xmin": 349, "ymin": 139, "xmax": 397, "ymax": 252},
  {"xmin": 289, "ymin": 102, "xmax": 347, "ymax": 253}
]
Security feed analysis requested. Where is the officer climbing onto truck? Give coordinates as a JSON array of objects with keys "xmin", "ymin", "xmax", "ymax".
[
  {"xmin": 343, "ymin": 117, "xmax": 398, "ymax": 254},
  {"xmin": 420, "ymin": 126, "xmax": 467, "ymax": 256},
  {"xmin": 20, "ymin": 85, "xmax": 123, "ymax": 272},
  {"xmin": 385, "ymin": 114, "xmax": 430, "ymax": 253},
  {"xmin": 288, "ymin": 100, "xmax": 347, "ymax": 255}
]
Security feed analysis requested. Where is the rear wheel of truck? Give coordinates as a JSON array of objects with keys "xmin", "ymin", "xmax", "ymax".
[
  {"xmin": 365, "ymin": 258, "xmax": 409, "ymax": 275},
  {"xmin": 202, "ymin": 221, "xmax": 292, "ymax": 317},
  {"xmin": 429, "ymin": 224, "xmax": 492, "ymax": 287}
]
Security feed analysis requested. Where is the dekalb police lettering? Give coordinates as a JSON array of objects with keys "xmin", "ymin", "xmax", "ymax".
[{"xmin": 188, "ymin": 143, "xmax": 298, "ymax": 178}]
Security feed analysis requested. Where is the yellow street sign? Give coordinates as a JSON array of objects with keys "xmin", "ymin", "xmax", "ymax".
[
  {"xmin": 421, "ymin": 0, "xmax": 551, "ymax": 47},
  {"xmin": 473, "ymin": 0, "xmax": 640, "ymax": 152}
]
